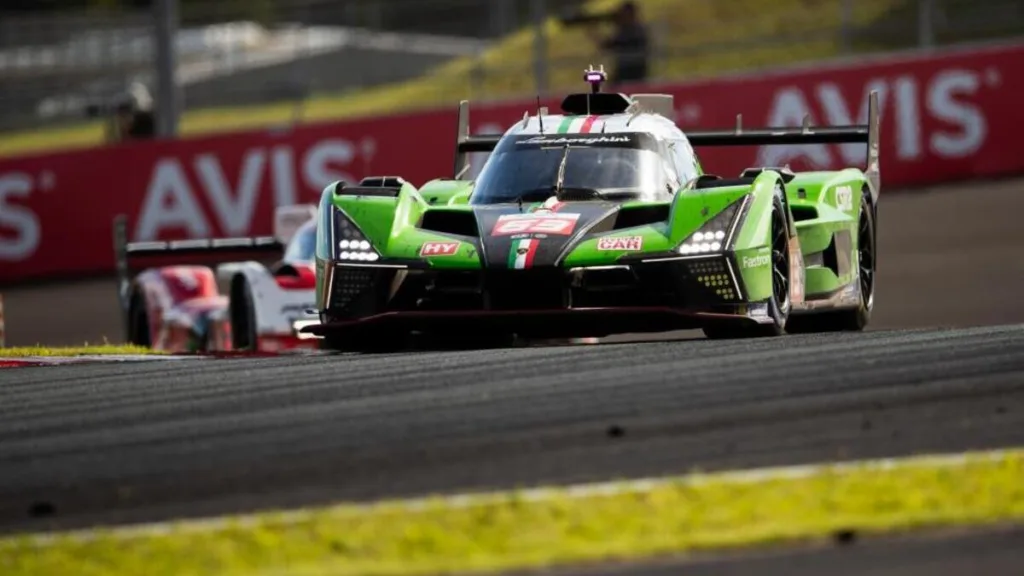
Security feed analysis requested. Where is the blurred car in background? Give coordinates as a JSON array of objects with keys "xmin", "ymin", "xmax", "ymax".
[{"xmin": 114, "ymin": 204, "xmax": 320, "ymax": 353}]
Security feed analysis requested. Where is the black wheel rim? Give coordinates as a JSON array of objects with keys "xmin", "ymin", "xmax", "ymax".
[
  {"xmin": 858, "ymin": 203, "xmax": 875, "ymax": 306},
  {"xmin": 771, "ymin": 208, "xmax": 790, "ymax": 312}
]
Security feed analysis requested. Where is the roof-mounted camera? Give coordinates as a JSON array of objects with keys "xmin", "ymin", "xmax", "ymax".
[
  {"xmin": 560, "ymin": 65, "xmax": 631, "ymax": 116},
  {"xmin": 584, "ymin": 64, "xmax": 607, "ymax": 94}
]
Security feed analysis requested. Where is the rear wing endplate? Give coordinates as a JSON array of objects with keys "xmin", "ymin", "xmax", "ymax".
[{"xmin": 452, "ymin": 100, "xmax": 503, "ymax": 179}]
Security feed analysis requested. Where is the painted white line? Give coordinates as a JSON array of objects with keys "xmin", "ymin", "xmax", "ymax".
[{"xmin": 12, "ymin": 447, "xmax": 1020, "ymax": 544}]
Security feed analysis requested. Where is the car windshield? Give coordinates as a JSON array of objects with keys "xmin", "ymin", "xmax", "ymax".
[
  {"xmin": 470, "ymin": 132, "xmax": 673, "ymax": 205},
  {"xmin": 283, "ymin": 221, "xmax": 316, "ymax": 263}
]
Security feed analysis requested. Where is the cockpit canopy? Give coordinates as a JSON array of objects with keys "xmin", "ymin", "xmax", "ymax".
[
  {"xmin": 469, "ymin": 131, "xmax": 693, "ymax": 205},
  {"xmin": 283, "ymin": 219, "xmax": 317, "ymax": 263}
]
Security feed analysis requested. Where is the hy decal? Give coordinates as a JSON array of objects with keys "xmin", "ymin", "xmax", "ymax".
[
  {"xmin": 508, "ymin": 238, "xmax": 540, "ymax": 270},
  {"xmin": 597, "ymin": 236, "xmax": 643, "ymax": 251},
  {"xmin": 420, "ymin": 241, "xmax": 460, "ymax": 256}
]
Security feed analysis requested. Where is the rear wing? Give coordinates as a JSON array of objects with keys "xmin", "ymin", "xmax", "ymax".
[
  {"xmin": 686, "ymin": 90, "xmax": 881, "ymax": 197},
  {"xmin": 451, "ymin": 91, "xmax": 881, "ymax": 196},
  {"xmin": 112, "ymin": 214, "xmax": 283, "ymax": 314}
]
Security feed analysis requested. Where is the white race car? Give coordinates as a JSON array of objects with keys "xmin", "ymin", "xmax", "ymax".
[{"xmin": 114, "ymin": 205, "xmax": 321, "ymax": 353}]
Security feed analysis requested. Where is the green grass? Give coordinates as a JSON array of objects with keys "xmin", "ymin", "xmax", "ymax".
[
  {"xmin": 2, "ymin": 449, "xmax": 1022, "ymax": 576},
  {"xmin": 0, "ymin": 0, "xmax": 907, "ymax": 159},
  {"xmin": 0, "ymin": 344, "xmax": 160, "ymax": 357}
]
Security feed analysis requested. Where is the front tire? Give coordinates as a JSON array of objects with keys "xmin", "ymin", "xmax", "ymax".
[
  {"xmin": 127, "ymin": 290, "xmax": 152, "ymax": 347},
  {"xmin": 230, "ymin": 276, "xmax": 258, "ymax": 351},
  {"xmin": 703, "ymin": 195, "xmax": 791, "ymax": 339}
]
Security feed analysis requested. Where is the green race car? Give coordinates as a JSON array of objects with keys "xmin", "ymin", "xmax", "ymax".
[{"xmin": 304, "ymin": 68, "xmax": 880, "ymax": 350}]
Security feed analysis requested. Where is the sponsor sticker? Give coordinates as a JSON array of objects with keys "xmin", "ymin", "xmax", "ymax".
[
  {"xmin": 741, "ymin": 253, "xmax": 771, "ymax": 269},
  {"xmin": 835, "ymin": 185, "xmax": 853, "ymax": 212},
  {"xmin": 516, "ymin": 135, "xmax": 630, "ymax": 146},
  {"xmin": 491, "ymin": 213, "xmax": 580, "ymax": 236},
  {"xmin": 508, "ymin": 237, "xmax": 540, "ymax": 270},
  {"xmin": 531, "ymin": 196, "xmax": 566, "ymax": 213},
  {"xmin": 420, "ymin": 241, "xmax": 461, "ymax": 256},
  {"xmin": 597, "ymin": 236, "xmax": 643, "ymax": 251}
]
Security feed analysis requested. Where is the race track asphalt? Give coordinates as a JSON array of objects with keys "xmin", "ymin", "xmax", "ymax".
[
  {"xmin": 2, "ymin": 325, "xmax": 1024, "ymax": 528},
  {"xmin": 1, "ymin": 177, "xmax": 1023, "ymax": 574}
]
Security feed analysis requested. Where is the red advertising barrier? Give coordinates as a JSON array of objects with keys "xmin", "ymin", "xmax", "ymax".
[{"xmin": 2, "ymin": 41, "xmax": 1023, "ymax": 284}]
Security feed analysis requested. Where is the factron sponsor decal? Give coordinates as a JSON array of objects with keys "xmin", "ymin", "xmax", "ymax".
[
  {"xmin": 491, "ymin": 213, "xmax": 580, "ymax": 236},
  {"xmin": 742, "ymin": 253, "xmax": 771, "ymax": 268},
  {"xmin": 508, "ymin": 237, "xmax": 539, "ymax": 269},
  {"xmin": 420, "ymin": 241, "xmax": 461, "ymax": 256},
  {"xmin": 596, "ymin": 236, "xmax": 643, "ymax": 251}
]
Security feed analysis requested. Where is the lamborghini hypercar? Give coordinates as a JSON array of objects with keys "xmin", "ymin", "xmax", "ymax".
[
  {"xmin": 114, "ymin": 205, "xmax": 321, "ymax": 353},
  {"xmin": 303, "ymin": 67, "xmax": 880, "ymax": 350}
]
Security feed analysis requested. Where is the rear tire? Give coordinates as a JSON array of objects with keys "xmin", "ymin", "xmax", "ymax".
[
  {"xmin": 230, "ymin": 276, "xmax": 258, "ymax": 351},
  {"xmin": 786, "ymin": 190, "xmax": 875, "ymax": 333},
  {"xmin": 703, "ymin": 195, "xmax": 791, "ymax": 340},
  {"xmin": 127, "ymin": 290, "xmax": 151, "ymax": 347}
]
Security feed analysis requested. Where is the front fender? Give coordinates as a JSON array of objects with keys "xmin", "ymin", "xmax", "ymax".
[
  {"xmin": 217, "ymin": 261, "xmax": 272, "ymax": 334},
  {"xmin": 417, "ymin": 178, "xmax": 475, "ymax": 206},
  {"xmin": 728, "ymin": 172, "xmax": 790, "ymax": 302},
  {"xmin": 221, "ymin": 263, "xmax": 315, "ymax": 336}
]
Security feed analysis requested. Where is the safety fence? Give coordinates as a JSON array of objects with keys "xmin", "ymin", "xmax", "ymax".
[{"xmin": 1, "ymin": 40, "xmax": 1021, "ymax": 284}]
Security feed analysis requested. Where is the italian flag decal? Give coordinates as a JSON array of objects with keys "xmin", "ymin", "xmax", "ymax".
[
  {"xmin": 556, "ymin": 115, "xmax": 599, "ymax": 134},
  {"xmin": 508, "ymin": 238, "xmax": 539, "ymax": 269}
]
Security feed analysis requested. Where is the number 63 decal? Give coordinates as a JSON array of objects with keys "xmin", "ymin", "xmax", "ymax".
[{"xmin": 491, "ymin": 213, "xmax": 581, "ymax": 236}]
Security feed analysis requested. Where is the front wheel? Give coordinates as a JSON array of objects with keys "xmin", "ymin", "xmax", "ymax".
[
  {"xmin": 230, "ymin": 276, "xmax": 258, "ymax": 351},
  {"xmin": 703, "ymin": 195, "xmax": 791, "ymax": 340},
  {"xmin": 127, "ymin": 290, "xmax": 152, "ymax": 347}
]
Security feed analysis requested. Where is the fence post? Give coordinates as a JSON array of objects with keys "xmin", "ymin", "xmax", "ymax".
[
  {"xmin": 531, "ymin": 0, "xmax": 548, "ymax": 97},
  {"xmin": 840, "ymin": 0, "xmax": 854, "ymax": 54},
  {"xmin": 153, "ymin": 0, "xmax": 181, "ymax": 137},
  {"xmin": 918, "ymin": 0, "xmax": 935, "ymax": 49}
]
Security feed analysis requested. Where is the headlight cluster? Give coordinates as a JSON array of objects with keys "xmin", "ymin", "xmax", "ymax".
[
  {"xmin": 677, "ymin": 196, "xmax": 746, "ymax": 255},
  {"xmin": 679, "ymin": 230, "xmax": 726, "ymax": 254},
  {"xmin": 335, "ymin": 209, "xmax": 381, "ymax": 262}
]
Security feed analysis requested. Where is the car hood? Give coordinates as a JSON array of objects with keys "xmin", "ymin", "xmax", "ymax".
[{"xmin": 473, "ymin": 201, "xmax": 622, "ymax": 268}]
